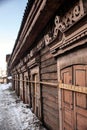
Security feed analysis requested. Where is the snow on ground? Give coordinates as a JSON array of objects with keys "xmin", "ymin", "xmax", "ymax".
[
  {"xmin": 1, "ymin": 82, "xmax": 12, "ymax": 90},
  {"xmin": 0, "ymin": 83, "xmax": 47, "ymax": 130}
]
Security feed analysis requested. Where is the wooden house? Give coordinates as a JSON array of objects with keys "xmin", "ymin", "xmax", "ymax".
[{"xmin": 8, "ymin": 0, "xmax": 87, "ymax": 130}]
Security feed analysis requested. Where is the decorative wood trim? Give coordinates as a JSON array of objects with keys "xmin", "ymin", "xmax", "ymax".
[
  {"xmin": 54, "ymin": 0, "xmax": 85, "ymax": 33},
  {"xmin": 37, "ymin": 40, "xmax": 45, "ymax": 51},
  {"xmin": 50, "ymin": 24, "xmax": 87, "ymax": 56},
  {"xmin": 21, "ymin": 65, "xmax": 26, "ymax": 73},
  {"xmin": 44, "ymin": 0, "xmax": 87, "ymax": 46},
  {"xmin": 27, "ymin": 58, "xmax": 37, "ymax": 68}
]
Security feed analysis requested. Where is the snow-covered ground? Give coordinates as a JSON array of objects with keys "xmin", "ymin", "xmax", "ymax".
[{"xmin": 0, "ymin": 83, "xmax": 47, "ymax": 130}]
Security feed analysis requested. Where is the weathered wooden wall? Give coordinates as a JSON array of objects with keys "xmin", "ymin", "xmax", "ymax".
[
  {"xmin": 9, "ymin": 0, "xmax": 87, "ymax": 130},
  {"xmin": 40, "ymin": 46, "xmax": 59, "ymax": 130}
]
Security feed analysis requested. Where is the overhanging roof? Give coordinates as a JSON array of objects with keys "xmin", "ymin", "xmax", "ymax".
[{"xmin": 9, "ymin": 0, "xmax": 64, "ymax": 68}]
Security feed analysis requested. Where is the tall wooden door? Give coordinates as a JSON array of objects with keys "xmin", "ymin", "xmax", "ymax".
[
  {"xmin": 32, "ymin": 74, "xmax": 37, "ymax": 114},
  {"xmin": 32, "ymin": 73, "xmax": 41, "ymax": 118},
  {"xmin": 18, "ymin": 74, "xmax": 20, "ymax": 97},
  {"xmin": 20, "ymin": 74, "xmax": 23, "ymax": 100},
  {"xmin": 26, "ymin": 76, "xmax": 29, "ymax": 104},
  {"xmin": 23, "ymin": 74, "xmax": 25, "ymax": 103},
  {"xmin": 73, "ymin": 65, "xmax": 87, "ymax": 130},
  {"xmin": 61, "ymin": 65, "xmax": 87, "ymax": 130},
  {"xmin": 61, "ymin": 67, "xmax": 74, "ymax": 130}
]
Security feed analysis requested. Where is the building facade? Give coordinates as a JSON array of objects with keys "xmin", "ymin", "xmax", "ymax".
[{"xmin": 8, "ymin": 0, "xmax": 87, "ymax": 130}]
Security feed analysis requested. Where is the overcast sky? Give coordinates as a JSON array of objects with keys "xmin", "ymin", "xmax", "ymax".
[{"xmin": 0, "ymin": 0, "xmax": 27, "ymax": 70}]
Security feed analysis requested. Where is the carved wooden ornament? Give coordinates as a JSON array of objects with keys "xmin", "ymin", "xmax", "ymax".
[{"xmin": 44, "ymin": 0, "xmax": 85, "ymax": 45}]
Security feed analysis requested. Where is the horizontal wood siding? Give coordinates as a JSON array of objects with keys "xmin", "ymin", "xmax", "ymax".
[
  {"xmin": 40, "ymin": 46, "xmax": 59, "ymax": 130},
  {"xmin": 42, "ymin": 87, "xmax": 59, "ymax": 130}
]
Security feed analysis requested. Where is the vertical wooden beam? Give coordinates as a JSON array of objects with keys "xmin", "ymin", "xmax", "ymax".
[
  {"xmin": 57, "ymin": 60, "xmax": 62, "ymax": 130},
  {"xmin": 28, "ymin": 69, "xmax": 32, "ymax": 108}
]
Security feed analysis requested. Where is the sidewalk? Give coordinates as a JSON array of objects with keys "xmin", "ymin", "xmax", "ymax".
[{"xmin": 0, "ymin": 83, "xmax": 47, "ymax": 130}]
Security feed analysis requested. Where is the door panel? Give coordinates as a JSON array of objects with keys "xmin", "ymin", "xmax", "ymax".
[
  {"xmin": 74, "ymin": 65, "xmax": 86, "ymax": 86},
  {"xmin": 76, "ymin": 112, "xmax": 87, "ymax": 130},
  {"xmin": 74, "ymin": 65, "xmax": 87, "ymax": 130},
  {"xmin": 61, "ymin": 65, "xmax": 87, "ymax": 130},
  {"xmin": 76, "ymin": 93, "xmax": 87, "ymax": 108},
  {"xmin": 61, "ymin": 67, "xmax": 72, "ymax": 84},
  {"xmin": 61, "ymin": 67, "xmax": 74, "ymax": 130}
]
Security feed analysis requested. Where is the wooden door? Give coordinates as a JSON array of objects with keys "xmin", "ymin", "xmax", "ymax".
[
  {"xmin": 26, "ymin": 76, "xmax": 29, "ymax": 104},
  {"xmin": 31, "ymin": 66, "xmax": 41, "ymax": 119},
  {"xmin": 20, "ymin": 74, "xmax": 23, "ymax": 100},
  {"xmin": 18, "ymin": 74, "xmax": 20, "ymax": 97},
  {"xmin": 32, "ymin": 74, "xmax": 36, "ymax": 113},
  {"xmin": 61, "ymin": 67, "xmax": 74, "ymax": 130},
  {"xmin": 24, "ymin": 76, "xmax": 27, "ymax": 104},
  {"xmin": 23, "ymin": 74, "xmax": 25, "ymax": 103},
  {"xmin": 73, "ymin": 65, "xmax": 87, "ymax": 130},
  {"xmin": 32, "ymin": 73, "xmax": 41, "ymax": 119},
  {"xmin": 61, "ymin": 65, "xmax": 87, "ymax": 130}
]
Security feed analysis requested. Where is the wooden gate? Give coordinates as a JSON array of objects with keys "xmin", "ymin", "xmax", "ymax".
[{"xmin": 60, "ymin": 65, "xmax": 87, "ymax": 130}]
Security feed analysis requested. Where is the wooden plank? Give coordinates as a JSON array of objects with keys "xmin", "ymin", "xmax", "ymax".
[
  {"xmin": 42, "ymin": 92, "xmax": 58, "ymax": 102},
  {"xmin": 43, "ymin": 98, "xmax": 58, "ymax": 110},
  {"xmin": 43, "ymin": 104, "xmax": 59, "ymax": 118},
  {"xmin": 41, "ymin": 79, "xmax": 58, "ymax": 84},
  {"xmin": 59, "ymin": 83, "xmax": 87, "ymax": 94},
  {"xmin": 44, "ymin": 116, "xmax": 58, "ymax": 130},
  {"xmin": 42, "ymin": 85, "xmax": 58, "ymax": 96},
  {"xmin": 13, "ymin": 79, "xmax": 58, "ymax": 86},
  {"xmin": 40, "ymin": 46, "xmax": 49, "ymax": 56},
  {"xmin": 41, "ymin": 51, "xmax": 53, "ymax": 62},
  {"xmin": 42, "ymin": 90, "xmax": 58, "ymax": 99},
  {"xmin": 41, "ymin": 58, "xmax": 57, "ymax": 68},
  {"xmin": 41, "ymin": 73, "xmax": 57, "ymax": 80},
  {"xmin": 43, "ymin": 109, "xmax": 58, "ymax": 121},
  {"xmin": 41, "ymin": 64, "xmax": 57, "ymax": 74},
  {"xmin": 43, "ymin": 111, "xmax": 59, "ymax": 130}
]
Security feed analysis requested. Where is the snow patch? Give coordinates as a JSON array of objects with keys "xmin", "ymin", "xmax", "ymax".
[
  {"xmin": 7, "ymin": 76, "xmax": 12, "ymax": 80},
  {"xmin": 0, "ymin": 84, "xmax": 47, "ymax": 130},
  {"xmin": 0, "ymin": 82, "xmax": 12, "ymax": 90}
]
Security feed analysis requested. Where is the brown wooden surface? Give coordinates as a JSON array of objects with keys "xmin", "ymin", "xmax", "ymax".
[
  {"xmin": 40, "ymin": 46, "xmax": 58, "ymax": 130},
  {"xmin": 61, "ymin": 66, "xmax": 74, "ymax": 130},
  {"xmin": 41, "ymin": 73, "xmax": 57, "ymax": 80},
  {"xmin": 30, "ymin": 67, "xmax": 42, "ymax": 119},
  {"xmin": 24, "ymin": 73, "xmax": 29, "ymax": 104},
  {"xmin": 20, "ymin": 74, "xmax": 23, "ymax": 100},
  {"xmin": 41, "ymin": 64, "xmax": 57, "ymax": 74},
  {"xmin": 8, "ymin": 1, "xmax": 87, "ymax": 130},
  {"xmin": 41, "ymin": 58, "xmax": 57, "ymax": 68},
  {"xmin": 42, "ymin": 85, "xmax": 58, "ymax": 130},
  {"xmin": 61, "ymin": 65, "xmax": 87, "ymax": 130},
  {"xmin": 74, "ymin": 65, "xmax": 87, "ymax": 130}
]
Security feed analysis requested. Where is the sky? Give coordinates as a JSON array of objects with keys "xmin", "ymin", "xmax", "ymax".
[{"xmin": 0, "ymin": 0, "xmax": 27, "ymax": 72}]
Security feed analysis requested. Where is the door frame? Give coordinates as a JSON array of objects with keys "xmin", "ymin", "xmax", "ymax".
[{"xmin": 30, "ymin": 66, "xmax": 42, "ymax": 119}]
